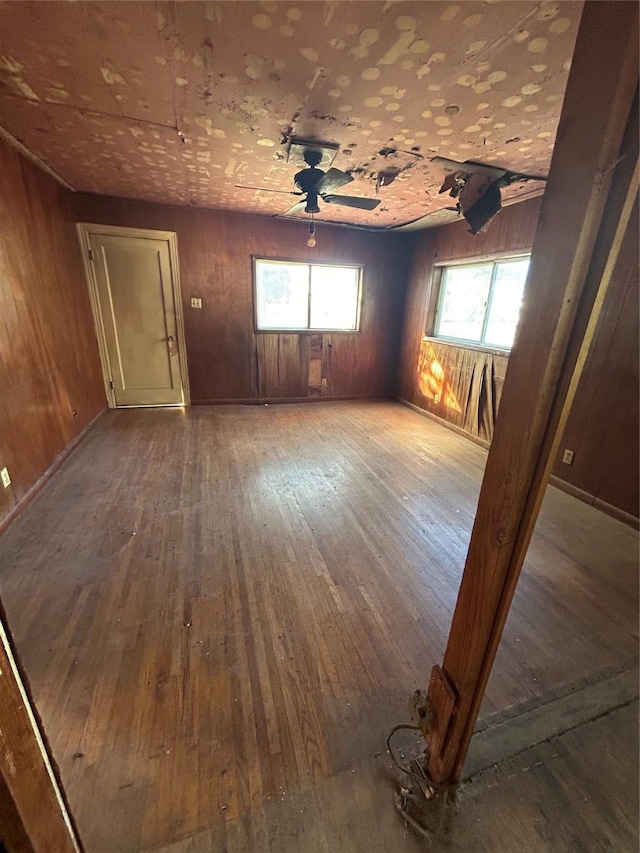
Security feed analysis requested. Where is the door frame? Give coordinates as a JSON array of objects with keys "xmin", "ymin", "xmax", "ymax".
[{"xmin": 77, "ymin": 223, "xmax": 191, "ymax": 408}]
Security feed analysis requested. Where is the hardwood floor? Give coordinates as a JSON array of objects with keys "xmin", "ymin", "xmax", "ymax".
[{"xmin": 0, "ymin": 401, "xmax": 637, "ymax": 852}]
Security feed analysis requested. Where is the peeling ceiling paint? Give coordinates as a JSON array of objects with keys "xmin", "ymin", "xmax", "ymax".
[{"xmin": 0, "ymin": 1, "xmax": 582, "ymax": 228}]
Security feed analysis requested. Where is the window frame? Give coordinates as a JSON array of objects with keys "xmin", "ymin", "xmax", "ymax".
[
  {"xmin": 252, "ymin": 256, "xmax": 363, "ymax": 334},
  {"xmin": 429, "ymin": 252, "xmax": 531, "ymax": 352}
]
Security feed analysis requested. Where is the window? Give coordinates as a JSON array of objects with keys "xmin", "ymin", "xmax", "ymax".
[
  {"xmin": 433, "ymin": 256, "xmax": 530, "ymax": 349},
  {"xmin": 254, "ymin": 259, "xmax": 361, "ymax": 332}
]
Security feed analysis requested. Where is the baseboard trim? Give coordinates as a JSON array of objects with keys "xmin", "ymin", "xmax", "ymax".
[
  {"xmin": 0, "ymin": 408, "xmax": 107, "ymax": 537},
  {"xmin": 397, "ymin": 398, "xmax": 639, "ymax": 529},
  {"xmin": 192, "ymin": 394, "xmax": 379, "ymax": 406},
  {"xmin": 396, "ymin": 397, "xmax": 491, "ymax": 449},
  {"xmin": 548, "ymin": 475, "xmax": 639, "ymax": 529}
]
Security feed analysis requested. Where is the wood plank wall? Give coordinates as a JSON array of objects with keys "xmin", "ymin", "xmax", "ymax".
[
  {"xmin": 0, "ymin": 138, "xmax": 105, "ymax": 529},
  {"xmin": 397, "ymin": 195, "xmax": 639, "ymax": 519},
  {"xmin": 555, "ymin": 194, "xmax": 639, "ymax": 516},
  {"xmin": 73, "ymin": 194, "xmax": 413, "ymax": 404}
]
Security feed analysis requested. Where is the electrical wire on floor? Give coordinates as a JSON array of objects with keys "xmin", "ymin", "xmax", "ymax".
[
  {"xmin": 394, "ymin": 788, "xmax": 436, "ymax": 841},
  {"xmin": 386, "ymin": 723, "xmax": 455, "ymax": 839},
  {"xmin": 386, "ymin": 724, "xmax": 447, "ymax": 790}
]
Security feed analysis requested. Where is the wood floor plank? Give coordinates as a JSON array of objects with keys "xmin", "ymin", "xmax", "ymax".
[{"xmin": 0, "ymin": 401, "xmax": 636, "ymax": 851}]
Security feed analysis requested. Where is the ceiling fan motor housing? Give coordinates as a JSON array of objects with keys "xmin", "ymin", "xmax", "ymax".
[
  {"xmin": 294, "ymin": 166, "xmax": 325, "ymax": 194},
  {"xmin": 304, "ymin": 191, "xmax": 321, "ymax": 214}
]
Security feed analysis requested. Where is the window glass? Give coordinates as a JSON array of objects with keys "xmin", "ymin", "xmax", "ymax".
[
  {"xmin": 310, "ymin": 265, "xmax": 360, "ymax": 330},
  {"xmin": 437, "ymin": 264, "xmax": 493, "ymax": 342},
  {"xmin": 255, "ymin": 261, "xmax": 309, "ymax": 329},
  {"xmin": 484, "ymin": 259, "xmax": 529, "ymax": 348}
]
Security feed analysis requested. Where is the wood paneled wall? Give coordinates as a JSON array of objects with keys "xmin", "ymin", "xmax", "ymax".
[
  {"xmin": 397, "ymin": 196, "xmax": 541, "ymax": 421},
  {"xmin": 551, "ymin": 194, "xmax": 639, "ymax": 517},
  {"xmin": 1, "ymin": 136, "xmax": 636, "ymax": 528},
  {"xmin": 73, "ymin": 194, "xmax": 413, "ymax": 404},
  {"xmin": 397, "ymin": 195, "xmax": 639, "ymax": 519},
  {"xmin": 0, "ymin": 138, "xmax": 105, "ymax": 529}
]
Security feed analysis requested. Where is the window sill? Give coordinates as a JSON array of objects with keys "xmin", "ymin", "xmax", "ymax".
[{"xmin": 422, "ymin": 336, "xmax": 511, "ymax": 357}]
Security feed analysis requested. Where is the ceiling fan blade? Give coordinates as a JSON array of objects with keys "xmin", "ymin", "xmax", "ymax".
[
  {"xmin": 282, "ymin": 201, "xmax": 308, "ymax": 217},
  {"xmin": 322, "ymin": 194, "xmax": 380, "ymax": 210},
  {"xmin": 235, "ymin": 184, "xmax": 299, "ymax": 195},
  {"xmin": 314, "ymin": 168, "xmax": 354, "ymax": 194},
  {"xmin": 431, "ymin": 156, "xmax": 507, "ymax": 181}
]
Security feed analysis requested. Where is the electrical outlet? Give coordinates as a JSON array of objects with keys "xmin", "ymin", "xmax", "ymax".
[
  {"xmin": 562, "ymin": 449, "xmax": 575, "ymax": 465},
  {"xmin": 1, "ymin": 467, "xmax": 11, "ymax": 488},
  {"xmin": 321, "ymin": 378, "xmax": 327, "ymax": 386},
  {"xmin": 434, "ymin": 393, "xmax": 441, "ymax": 404},
  {"xmin": 190, "ymin": 297, "xmax": 202, "ymax": 309}
]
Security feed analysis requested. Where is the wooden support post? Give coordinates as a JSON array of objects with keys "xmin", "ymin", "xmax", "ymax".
[
  {"xmin": 425, "ymin": 0, "xmax": 639, "ymax": 785},
  {"xmin": 0, "ymin": 602, "xmax": 82, "ymax": 852}
]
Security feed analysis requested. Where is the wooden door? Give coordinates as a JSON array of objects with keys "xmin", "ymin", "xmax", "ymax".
[{"xmin": 85, "ymin": 229, "xmax": 187, "ymax": 407}]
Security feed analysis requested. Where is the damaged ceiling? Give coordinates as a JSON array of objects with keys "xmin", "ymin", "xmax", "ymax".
[{"xmin": 0, "ymin": 1, "xmax": 582, "ymax": 228}]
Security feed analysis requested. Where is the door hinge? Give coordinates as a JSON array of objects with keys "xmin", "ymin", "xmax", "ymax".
[
  {"xmin": 109, "ymin": 380, "xmax": 114, "ymax": 390},
  {"xmin": 88, "ymin": 248, "xmax": 95, "ymax": 261}
]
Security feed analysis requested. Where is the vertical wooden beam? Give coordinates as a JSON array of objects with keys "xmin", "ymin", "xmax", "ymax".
[
  {"xmin": 0, "ymin": 603, "xmax": 82, "ymax": 852},
  {"xmin": 425, "ymin": 0, "xmax": 639, "ymax": 785}
]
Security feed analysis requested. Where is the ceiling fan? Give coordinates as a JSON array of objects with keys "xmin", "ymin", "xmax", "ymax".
[
  {"xmin": 236, "ymin": 148, "xmax": 381, "ymax": 217},
  {"xmin": 431, "ymin": 157, "xmax": 547, "ymax": 234}
]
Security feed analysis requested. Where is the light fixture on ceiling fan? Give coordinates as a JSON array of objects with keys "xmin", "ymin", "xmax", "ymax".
[{"xmin": 306, "ymin": 217, "xmax": 316, "ymax": 248}]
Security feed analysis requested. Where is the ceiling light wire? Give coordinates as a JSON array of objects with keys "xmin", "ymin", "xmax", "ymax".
[{"xmin": 307, "ymin": 212, "xmax": 316, "ymax": 247}]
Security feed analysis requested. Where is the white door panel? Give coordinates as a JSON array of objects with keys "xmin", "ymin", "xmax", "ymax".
[{"xmin": 88, "ymin": 232, "xmax": 185, "ymax": 407}]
